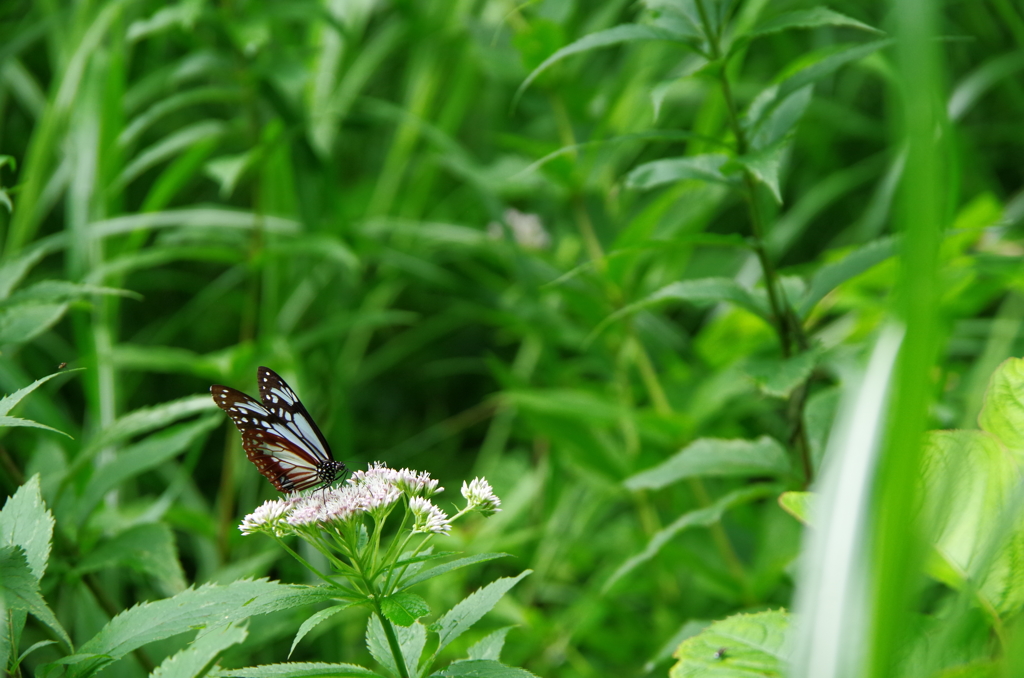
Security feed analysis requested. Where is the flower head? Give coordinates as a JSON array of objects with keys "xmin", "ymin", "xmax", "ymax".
[
  {"xmin": 240, "ymin": 498, "xmax": 294, "ymax": 536},
  {"xmin": 395, "ymin": 468, "xmax": 443, "ymax": 498},
  {"xmin": 461, "ymin": 477, "xmax": 501, "ymax": 517},
  {"xmin": 410, "ymin": 496, "xmax": 452, "ymax": 535}
]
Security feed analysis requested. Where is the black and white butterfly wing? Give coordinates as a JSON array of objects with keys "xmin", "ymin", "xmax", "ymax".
[
  {"xmin": 211, "ymin": 369, "xmax": 343, "ymax": 493},
  {"xmin": 255, "ymin": 366, "xmax": 335, "ymax": 465}
]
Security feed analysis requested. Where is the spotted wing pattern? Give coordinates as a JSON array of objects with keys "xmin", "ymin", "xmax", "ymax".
[{"xmin": 211, "ymin": 367, "xmax": 343, "ymax": 493}]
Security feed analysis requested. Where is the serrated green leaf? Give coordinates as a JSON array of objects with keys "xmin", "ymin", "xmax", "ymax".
[
  {"xmin": 778, "ymin": 491, "xmax": 814, "ymax": 525},
  {"xmin": 625, "ymin": 154, "xmax": 731, "ymax": 190},
  {"xmin": 399, "ymin": 553, "xmax": 511, "ymax": 591},
  {"xmin": 798, "ymin": 237, "xmax": 897, "ymax": 316},
  {"xmin": 749, "ymin": 8, "xmax": 883, "ymax": 39},
  {"xmin": 366, "ymin": 615, "xmax": 425, "ymax": 678},
  {"xmin": 625, "ymin": 437, "xmax": 790, "ymax": 490},
  {"xmin": 670, "ymin": 610, "xmax": 789, "ymax": 677},
  {"xmin": 290, "ymin": 604, "xmax": 358, "ymax": 658},
  {"xmin": 150, "ymin": 623, "xmax": 247, "ymax": 678},
  {"xmin": 381, "ymin": 592, "xmax": 429, "ymax": 627},
  {"xmin": 431, "ymin": 571, "xmax": 531, "ymax": 654},
  {"xmin": 213, "ymin": 663, "xmax": 381, "ymax": 678},
  {"xmin": 75, "ymin": 523, "xmax": 186, "ymax": 595},
  {"xmin": 0, "ymin": 415, "xmax": 72, "ymax": 437},
  {"xmin": 605, "ymin": 485, "xmax": 778, "ymax": 591},
  {"xmin": 978, "ymin": 358, "xmax": 1024, "ymax": 460},
  {"xmin": 466, "ymin": 627, "xmax": 514, "ymax": 662},
  {"xmin": 0, "ymin": 370, "xmax": 74, "ymax": 425},
  {"xmin": 515, "ymin": 24, "xmax": 692, "ymax": 105},
  {"xmin": 67, "ymin": 580, "xmax": 343, "ymax": 678},
  {"xmin": 0, "ymin": 546, "xmax": 72, "ymax": 651},
  {"xmin": 434, "ymin": 660, "xmax": 537, "ymax": 678},
  {"xmin": 0, "ymin": 475, "xmax": 55, "ymax": 580}
]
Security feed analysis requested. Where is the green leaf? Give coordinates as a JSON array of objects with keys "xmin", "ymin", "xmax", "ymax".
[
  {"xmin": 670, "ymin": 610, "xmax": 790, "ymax": 677},
  {"xmin": 731, "ymin": 142, "xmax": 788, "ymax": 203},
  {"xmin": 798, "ymin": 237, "xmax": 897, "ymax": 316},
  {"xmin": 515, "ymin": 24, "xmax": 690, "ymax": 105},
  {"xmin": 0, "ymin": 280, "xmax": 141, "ymax": 306},
  {"xmin": 0, "ymin": 370, "xmax": 76, "ymax": 442},
  {"xmin": 214, "ymin": 663, "xmax": 381, "ymax": 678},
  {"xmin": 77, "ymin": 416, "xmax": 219, "ymax": 522},
  {"xmin": 68, "ymin": 580, "xmax": 343, "ymax": 678},
  {"xmin": 381, "ymin": 592, "xmax": 429, "ymax": 627},
  {"xmin": 744, "ymin": 350, "xmax": 821, "ymax": 399},
  {"xmin": 605, "ymin": 485, "xmax": 779, "ymax": 591},
  {"xmin": 0, "ymin": 546, "xmax": 72, "ymax": 651},
  {"xmin": 0, "ymin": 415, "xmax": 72, "ymax": 437},
  {"xmin": 749, "ymin": 8, "xmax": 883, "ymax": 39},
  {"xmin": 625, "ymin": 437, "xmax": 790, "ymax": 490},
  {"xmin": 434, "ymin": 660, "xmax": 538, "ymax": 678},
  {"xmin": 398, "ymin": 553, "xmax": 511, "ymax": 590},
  {"xmin": 366, "ymin": 615, "xmax": 425, "ymax": 678},
  {"xmin": 592, "ymin": 278, "xmax": 768, "ymax": 342},
  {"xmin": 920, "ymin": 430, "xmax": 1024, "ymax": 614},
  {"xmin": 290, "ymin": 604, "xmax": 357, "ymax": 659},
  {"xmin": 75, "ymin": 523, "xmax": 187, "ymax": 595},
  {"xmin": 430, "ymin": 571, "xmax": 531, "ymax": 654},
  {"xmin": 978, "ymin": 358, "xmax": 1024, "ymax": 460},
  {"xmin": 0, "ymin": 475, "xmax": 55, "ymax": 580},
  {"xmin": 150, "ymin": 623, "xmax": 247, "ymax": 678},
  {"xmin": 625, "ymin": 154, "xmax": 731, "ymax": 190},
  {"xmin": 0, "ymin": 302, "xmax": 68, "ymax": 344},
  {"xmin": 466, "ymin": 627, "xmax": 514, "ymax": 662},
  {"xmin": 778, "ymin": 491, "xmax": 814, "ymax": 525}
]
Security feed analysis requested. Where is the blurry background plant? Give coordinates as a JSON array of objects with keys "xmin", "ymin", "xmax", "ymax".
[{"xmin": 1, "ymin": 0, "xmax": 1023, "ymax": 676}]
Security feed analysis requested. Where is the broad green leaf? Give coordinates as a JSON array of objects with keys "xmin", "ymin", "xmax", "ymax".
[
  {"xmin": 747, "ymin": 85, "xmax": 813, "ymax": 152},
  {"xmin": 515, "ymin": 24, "xmax": 690, "ymax": 104},
  {"xmin": 748, "ymin": 8, "xmax": 883, "ymax": 39},
  {"xmin": 434, "ymin": 660, "xmax": 538, "ymax": 678},
  {"xmin": 670, "ymin": 610, "xmax": 789, "ymax": 677},
  {"xmin": 75, "ymin": 523, "xmax": 187, "ymax": 594},
  {"xmin": 398, "ymin": 553, "xmax": 511, "ymax": 590},
  {"xmin": 744, "ymin": 350, "xmax": 821, "ymax": 399},
  {"xmin": 430, "ymin": 571, "xmax": 531, "ymax": 654},
  {"xmin": 77, "ymin": 416, "xmax": 219, "ymax": 521},
  {"xmin": 68, "ymin": 580, "xmax": 343, "ymax": 678},
  {"xmin": 625, "ymin": 154, "xmax": 731, "ymax": 190},
  {"xmin": 214, "ymin": 663, "xmax": 381, "ymax": 678},
  {"xmin": 778, "ymin": 491, "xmax": 814, "ymax": 525},
  {"xmin": 920, "ymin": 430, "xmax": 1024, "ymax": 613},
  {"xmin": 978, "ymin": 358, "xmax": 1024, "ymax": 459},
  {"xmin": 0, "ymin": 475, "xmax": 55, "ymax": 579},
  {"xmin": 466, "ymin": 627, "xmax": 514, "ymax": 662},
  {"xmin": 366, "ymin": 615, "xmax": 425, "ymax": 678},
  {"xmin": 625, "ymin": 437, "xmax": 790, "ymax": 490},
  {"xmin": 290, "ymin": 603, "xmax": 358, "ymax": 658},
  {"xmin": 381, "ymin": 592, "xmax": 429, "ymax": 627},
  {"xmin": 150, "ymin": 623, "xmax": 247, "ymax": 678},
  {"xmin": 798, "ymin": 237, "xmax": 897, "ymax": 316},
  {"xmin": 605, "ymin": 485, "xmax": 778, "ymax": 591},
  {"xmin": 0, "ymin": 546, "xmax": 72, "ymax": 650},
  {"xmin": 0, "ymin": 302, "xmax": 68, "ymax": 344}
]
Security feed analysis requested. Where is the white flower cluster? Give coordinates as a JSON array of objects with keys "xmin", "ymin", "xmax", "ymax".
[
  {"xmin": 239, "ymin": 462, "xmax": 447, "ymax": 535},
  {"xmin": 461, "ymin": 477, "xmax": 501, "ymax": 516}
]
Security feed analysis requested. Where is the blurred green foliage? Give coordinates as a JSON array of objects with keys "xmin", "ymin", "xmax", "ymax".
[{"xmin": 1, "ymin": 0, "xmax": 1024, "ymax": 676}]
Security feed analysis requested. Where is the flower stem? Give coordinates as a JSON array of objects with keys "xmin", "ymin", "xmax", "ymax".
[{"xmin": 372, "ymin": 601, "xmax": 411, "ymax": 678}]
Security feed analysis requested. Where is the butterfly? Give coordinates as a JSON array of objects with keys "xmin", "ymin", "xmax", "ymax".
[{"xmin": 211, "ymin": 367, "xmax": 345, "ymax": 493}]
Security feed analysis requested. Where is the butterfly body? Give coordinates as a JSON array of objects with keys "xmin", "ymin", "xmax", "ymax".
[{"xmin": 211, "ymin": 367, "xmax": 345, "ymax": 492}]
